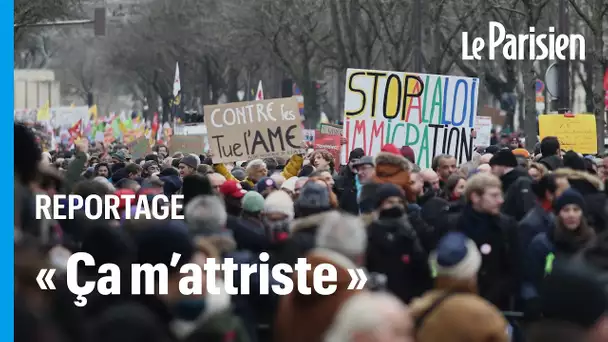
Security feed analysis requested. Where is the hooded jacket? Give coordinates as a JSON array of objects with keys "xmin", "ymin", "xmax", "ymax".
[
  {"xmin": 372, "ymin": 152, "xmax": 415, "ymax": 202},
  {"xmin": 554, "ymin": 168, "xmax": 607, "ymax": 233},
  {"xmin": 274, "ymin": 248, "xmax": 363, "ymax": 342}
]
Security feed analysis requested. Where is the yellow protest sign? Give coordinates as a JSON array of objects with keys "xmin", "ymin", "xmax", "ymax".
[{"xmin": 539, "ymin": 114, "xmax": 597, "ymax": 154}]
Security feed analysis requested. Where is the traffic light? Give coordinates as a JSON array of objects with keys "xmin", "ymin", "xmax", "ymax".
[
  {"xmin": 94, "ymin": 8, "xmax": 106, "ymax": 36},
  {"xmin": 314, "ymin": 80, "xmax": 327, "ymax": 106}
]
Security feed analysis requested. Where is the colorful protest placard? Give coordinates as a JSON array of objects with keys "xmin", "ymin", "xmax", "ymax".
[
  {"xmin": 170, "ymin": 135, "xmax": 206, "ymax": 155},
  {"xmin": 204, "ymin": 97, "xmax": 304, "ymax": 163},
  {"xmin": 539, "ymin": 114, "xmax": 597, "ymax": 154},
  {"xmin": 342, "ymin": 69, "xmax": 480, "ymax": 168},
  {"xmin": 315, "ymin": 124, "xmax": 343, "ymax": 164}
]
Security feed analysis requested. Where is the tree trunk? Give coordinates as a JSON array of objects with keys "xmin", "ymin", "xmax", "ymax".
[
  {"xmin": 524, "ymin": 63, "xmax": 538, "ymax": 150},
  {"xmin": 593, "ymin": 31, "xmax": 605, "ymax": 153},
  {"xmin": 227, "ymin": 67, "xmax": 239, "ymax": 103},
  {"xmin": 301, "ymin": 81, "xmax": 319, "ymax": 129}
]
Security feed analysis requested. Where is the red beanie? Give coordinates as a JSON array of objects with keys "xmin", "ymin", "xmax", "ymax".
[
  {"xmin": 400, "ymin": 146, "xmax": 416, "ymax": 164},
  {"xmin": 381, "ymin": 143, "xmax": 401, "ymax": 156}
]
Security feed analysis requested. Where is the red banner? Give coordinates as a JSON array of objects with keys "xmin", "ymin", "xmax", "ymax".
[{"xmin": 314, "ymin": 131, "xmax": 341, "ymax": 165}]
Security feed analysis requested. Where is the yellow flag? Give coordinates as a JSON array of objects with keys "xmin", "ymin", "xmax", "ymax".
[
  {"xmin": 37, "ymin": 102, "xmax": 50, "ymax": 121},
  {"xmin": 89, "ymin": 105, "xmax": 98, "ymax": 121}
]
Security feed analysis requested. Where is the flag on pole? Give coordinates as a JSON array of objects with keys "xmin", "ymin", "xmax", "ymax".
[
  {"xmin": 172, "ymin": 62, "xmax": 182, "ymax": 120},
  {"xmin": 256, "ymin": 80, "xmax": 264, "ymax": 100},
  {"xmin": 173, "ymin": 62, "xmax": 181, "ymax": 97}
]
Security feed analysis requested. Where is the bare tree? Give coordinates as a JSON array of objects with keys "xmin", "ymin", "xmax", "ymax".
[
  {"xmin": 219, "ymin": 0, "xmax": 332, "ymax": 127},
  {"xmin": 103, "ymin": 0, "xmax": 214, "ymax": 121},
  {"xmin": 14, "ymin": 0, "xmax": 82, "ymax": 44},
  {"xmin": 568, "ymin": 0, "xmax": 608, "ymax": 152}
]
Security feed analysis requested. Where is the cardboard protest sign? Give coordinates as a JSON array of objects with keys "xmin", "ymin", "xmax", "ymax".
[
  {"xmin": 204, "ymin": 97, "xmax": 304, "ymax": 163},
  {"xmin": 130, "ymin": 137, "xmax": 151, "ymax": 159},
  {"xmin": 539, "ymin": 114, "xmax": 597, "ymax": 154},
  {"xmin": 314, "ymin": 124, "xmax": 343, "ymax": 164},
  {"xmin": 342, "ymin": 68, "xmax": 480, "ymax": 168},
  {"xmin": 474, "ymin": 116, "xmax": 492, "ymax": 147},
  {"xmin": 170, "ymin": 135, "xmax": 206, "ymax": 155}
]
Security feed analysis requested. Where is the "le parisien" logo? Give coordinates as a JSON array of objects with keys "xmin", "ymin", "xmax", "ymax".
[{"xmin": 462, "ymin": 21, "xmax": 585, "ymax": 61}]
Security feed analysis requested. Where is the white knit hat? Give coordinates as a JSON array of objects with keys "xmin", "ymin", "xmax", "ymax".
[
  {"xmin": 263, "ymin": 190, "xmax": 295, "ymax": 220},
  {"xmin": 429, "ymin": 232, "xmax": 482, "ymax": 280},
  {"xmin": 281, "ymin": 176, "xmax": 298, "ymax": 192}
]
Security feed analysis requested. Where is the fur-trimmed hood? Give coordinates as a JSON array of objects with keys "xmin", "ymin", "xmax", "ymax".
[
  {"xmin": 290, "ymin": 211, "xmax": 337, "ymax": 233},
  {"xmin": 373, "ymin": 152, "xmax": 416, "ymax": 202},
  {"xmin": 554, "ymin": 168, "xmax": 604, "ymax": 191},
  {"xmin": 374, "ymin": 152, "xmax": 411, "ymax": 172}
]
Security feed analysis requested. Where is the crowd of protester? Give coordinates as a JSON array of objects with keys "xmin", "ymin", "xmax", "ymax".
[{"xmin": 15, "ymin": 123, "xmax": 608, "ymax": 342}]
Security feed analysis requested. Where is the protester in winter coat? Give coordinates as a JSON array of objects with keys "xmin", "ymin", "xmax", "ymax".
[
  {"xmin": 336, "ymin": 149, "xmax": 365, "ymax": 214},
  {"xmin": 410, "ymin": 232, "xmax": 510, "ymax": 342},
  {"xmin": 518, "ymin": 174, "xmax": 557, "ymax": 251},
  {"xmin": 447, "ymin": 173, "xmax": 521, "ymax": 311},
  {"xmin": 178, "ymin": 155, "xmax": 199, "ymax": 178},
  {"xmin": 94, "ymin": 162, "xmax": 111, "ymax": 179},
  {"xmin": 254, "ymin": 177, "xmax": 278, "ymax": 198},
  {"xmin": 228, "ymin": 191, "xmax": 271, "ymax": 253},
  {"xmin": 324, "ymin": 292, "xmax": 414, "ymax": 342},
  {"xmin": 181, "ymin": 174, "xmax": 214, "ymax": 207},
  {"xmin": 358, "ymin": 181, "xmax": 382, "ymax": 215},
  {"xmin": 523, "ymin": 189, "xmax": 595, "ymax": 310},
  {"xmin": 418, "ymin": 169, "xmax": 443, "ymax": 206},
  {"xmin": 373, "ymin": 151, "xmax": 416, "ymax": 203},
  {"xmin": 443, "ymin": 174, "xmax": 466, "ymax": 202},
  {"xmin": 577, "ymin": 230, "xmax": 608, "ymax": 282},
  {"xmin": 538, "ymin": 136, "xmax": 563, "ymax": 171},
  {"xmin": 159, "ymin": 167, "xmax": 182, "ymax": 196},
  {"xmin": 528, "ymin": 162, "xmax": 548, "ymax": 182},
  {"xmin": 274, "ymin": 212, "xmax": 367, "ymax": 342},
  {"xmin": 309, "ymin": 150, "xmax": 336, "ymax": 175},
  {"xmin": 489, "ymin": 149, "xmax": 536, "ymax": 221},
  {"xmin": 366, "ymin": 183, "xmax": 432, "ymax": 303},
  {"xmin": 526, "ymin": 260, "xmax": 608, "ymax": 342},
  {"xmin": 554, "ymin": 164, "xmax": 607, "ymax": 233},
  {"xmin": 431, "ymin": 154, "xmax": 457, "ymax": 188}
]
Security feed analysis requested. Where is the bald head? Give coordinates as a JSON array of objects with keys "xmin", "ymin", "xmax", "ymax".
[
  {"xmin": 480, "ymin": 153, "xmax": 493, "ymax": 164},
  {"xmin": 420, "ymin": 169, "xmax": 440, "ymax": 191}
]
